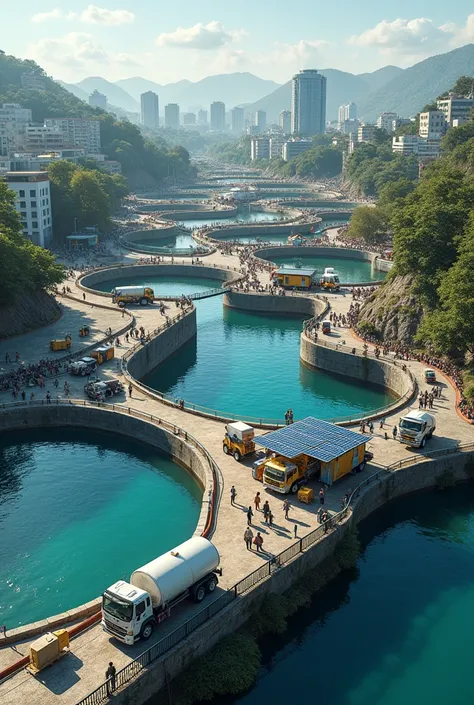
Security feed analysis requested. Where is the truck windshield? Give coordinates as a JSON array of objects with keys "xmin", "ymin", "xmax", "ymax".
[
  {"xmin": 400, "ymin": 419, "xmax": 422, "ymax": 432},
  {"xmin": 103, "ymin": 593, "xmax": 133, "ymax": 622},
  {"xmin": 265, "ymin": 467, "xmax": 286, "ymax": 482}
]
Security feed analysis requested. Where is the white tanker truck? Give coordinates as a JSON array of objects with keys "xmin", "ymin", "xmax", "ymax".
[{"xmin": 101, "ymin": 537, "xmax": 221, "ymax": 645}]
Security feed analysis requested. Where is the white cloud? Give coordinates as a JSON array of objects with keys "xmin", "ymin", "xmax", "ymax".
[
  {"xmin": 31, "ymin": 5, "xmax": 134, "ymax": 26},
  {"xmin": 28, "ymin": 32, "xmax": 139, "ymax": 77},
  {"xmin": 156, "ymin": 21, "xmax": 242, "ymax": 50},
  {"xmin": 349, "ymin": 14, "xmax": 474, "ymax": 62}
]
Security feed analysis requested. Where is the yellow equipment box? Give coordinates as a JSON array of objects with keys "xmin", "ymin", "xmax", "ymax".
[
  {"xmin": 28, "ymin": 630, "xmax": 70, "ymax": 675},
  {"xmin": 298, "ymin": 487, "xmax": 314, "ymax": 504}
]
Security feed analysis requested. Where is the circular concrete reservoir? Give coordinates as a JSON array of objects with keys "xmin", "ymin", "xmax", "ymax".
[
  {"xmin": 177, "ymin": 209, "xmax": 286, "ymax": 231},
  {"xmin": 89, "ymin": 272, "xmax": 394, "ymax": 423},
  {"xmin": 0, "ymin": 427, "xmax": 201, "ymax": 627},
  {"xmin": 268, "ymin": 254, "xmax": 387, "ymax": 284},
  {"xmin": 124, "ymin": 230, "xmax": 198, "ymax": 252}
]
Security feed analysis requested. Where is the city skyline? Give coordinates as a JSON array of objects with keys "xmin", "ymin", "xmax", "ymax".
[{"xmin": 2, "ymin": 2, "xmax": 474, "ymax": 83}]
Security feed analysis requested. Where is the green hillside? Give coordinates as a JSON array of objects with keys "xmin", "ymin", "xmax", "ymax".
[{"xmin": 0, "ymin": 52, "xmax": 195, "ymax": 183}]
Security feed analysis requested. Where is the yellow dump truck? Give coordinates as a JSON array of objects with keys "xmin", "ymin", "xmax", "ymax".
[
  {"xmin": 254, "ymin": 417, "xmax": 372, "ymax": 492},
  {"xmin": 223, "ymin": 421, "xmax": 255, "ymax": 461},
  {"xmin": 111, "ymin": 286, "xmax": 154, "ymax": 307},
  {"xmin": 50, "ymin": 334, "xmax": 72, "ymax": 352}
]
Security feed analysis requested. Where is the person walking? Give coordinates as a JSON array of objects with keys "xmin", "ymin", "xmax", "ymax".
[
  {"xmin": 392, "ymin": 425, "xmax": 397, "ymax": 440},
  {"xmin": 283, "ymin": 499, "xmax": 290, "ymax": 520},
  {"xmin": 254, "ymin": 492, "xmax": 261, "ymax": 511},
  {"xmin": 128, "ymin": 383, "xmax": 133, "ymax": 398},
  {"xmin": 246, "ymin": 506, "xmax": 254, "ymax": 526},
  {"xmin": 319, "ymin": 488, "xmax": 325, "ymax": 506},
  {"xmin": 244, "ymin": 527, "xmax": 253, "ymax": 550},
  {"xmin": 322, "ymin": 511, "xmax": 329, "ymax": 533},
  {"xmin": 46, "ymin": 391, "xmax": 51, "ymax": 404},
  {"xmin": 230, "ymin": 485, "xmax": 237, "ymax": 505},
  {"xmin": 254, "ymin": 532, "xmax": 263, "ymax": 553},
  {"xmin": 268, "ymin": 510, "xmax": 273, "ymax": 526},
  {"xmin": 106, "ymin": 662, "xmax": 116, "ymax": 695},
  {"xmin": 82, "ymin": 293, "xmax": 86, "ymax": 301},
  {"xmin": 263, "ymin": 500, "xmax": 270, "ymax": 522}
]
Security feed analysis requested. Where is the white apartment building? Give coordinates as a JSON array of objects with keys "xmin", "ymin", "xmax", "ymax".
[
  {"xmin": 437, "ymin": 94, "xmax": 474, "ymax": 126},
  {"xmin": 164, "ymin": 104, "xmax": 180, "ymax": 130},
  {"xmin": 282, "ymin": 139, "xmax": 312, "ymax": 161},
  {"xmin": 20, "ymin": 73, "xmax": 46, "ymax": 91},
  {"xmin": 338, "ymin": 102, "xmax": 357, "ymax": 129},
  {"xmin": 197, "ymin": 109, "xmax": 208, "ymax": 125},
  {"xmin": 210, "ymin": 102, "xmax": 226, "ymax": 131},
  {"xmin": 392, "ymin": 135, "xmax": 441, "ymax": 159},
  {"xmin": 250, "ymin": 137, "xmax": 270, "ymax": 160},
  {"xmin": 25, "ymin": 125, "xmax": 65, "ymax": 152},
  {"xmin": 0, "ymin": 104, "xmax": 33, "ymax": 151},
  {"xmin": 255, "ymin": 110, "xmax": 267, "ymax": 133},
  {"xmin": 419, "ymin": 111, "xmax": 446, "ymax": 139},
  {"xmin": 182, "ymin": 112, "xmax": 196, "ymax": 125},
  {"xmin": 140, "ymin": 91, "xmax": 159, "ymax": 129},
  {"xmin": 269, "ymin": 136, "xmax": 285, "ymax": 160},
  {"xmin": 44, "ymin": 118, "xmax": 101, "ymax": 153},
  {"xmin": 377, "ymin": 112, "xmax": 398, "ymax": 133},
  {"xmin": 358, "ymin": 124, "xmax": 377, "ymax": 142},
  {"xmin": 231, "ymin": 107, "xmax": 245, "ymax": 133},
  {"xmin": 5, "ymin": 171, "xmax": 52, "ymax": 247},
  {"xmin": 340, "ymin": 119, "xmax": 359, "ymax": 135},
  {"xmin": 279, "ymin": 110, "xmax": 291, "ymax": 135}
]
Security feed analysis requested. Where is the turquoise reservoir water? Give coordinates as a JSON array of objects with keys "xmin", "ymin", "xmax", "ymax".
[
  {"xmin": 131, "ymin": 232, "xmax": 197, "ymax": 250},
  {"xmin": 102, "ymin": 276, "xmax": 396, "ymax": 422},
  {"xmin": 270, "ymin": 255, "xmax": 387, "ymax": 283},
  {"xmin": 209, "ymin": 485, "xmax": 474, "ymax": 705},
  {"xmin": 178, "ymin": 211, "xmax": 284, "ymax": 230},
  {"xmin": 0, "ymin": 428, "xmax": 201, "ymax": 627}
]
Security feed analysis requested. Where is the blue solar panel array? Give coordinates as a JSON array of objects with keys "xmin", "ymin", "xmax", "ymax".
[{"xmin": 254, "ymin": 417, "xmax": 370, "ymax": 463}]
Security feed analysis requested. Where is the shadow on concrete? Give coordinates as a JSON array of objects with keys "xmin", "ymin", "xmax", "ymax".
[{"xmin": 36, "ymin": 652, "xmax": 83, "ymax": 694}]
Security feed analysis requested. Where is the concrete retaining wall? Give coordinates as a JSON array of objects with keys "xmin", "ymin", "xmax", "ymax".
[
  {"xmin": 79, "ymin": 264, "xmax": 238, "ymax": 297},
  {"xmin": 223, "ymin": 291, "xmax": 326, "ymax": 319},
  {"xmin": 208, "ymin": 221, "xmax": 317, "ymax": 241},
  {"xmin": 127, "ymin": 309, "xmax": 197, "ymax": 380},
  {"xmin": 109, "ymin": 450, "xmax": 474, "ymax": 705},
  {"xmin": 300, "ymin": 334, "xmax": 413, "ymax": 399},
  {"xmin": 160, "ymin": 207, "xmax": 238, "ymax": 221},
  {"xmin": 122, "ymin": 226, "xmax": 178, "ymax": 243}
]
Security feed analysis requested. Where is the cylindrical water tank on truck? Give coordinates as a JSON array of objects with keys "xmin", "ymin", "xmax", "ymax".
[{"xmin": 130, "ymin": 536, "xmax": 220, "ymax": 608}]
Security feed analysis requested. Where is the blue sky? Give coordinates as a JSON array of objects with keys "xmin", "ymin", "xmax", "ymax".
[{"xmin": 3, "ymin": 1, "xmax": 474, "ymax": 84}]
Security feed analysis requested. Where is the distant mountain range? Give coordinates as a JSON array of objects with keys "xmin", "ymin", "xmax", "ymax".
[{"xmin": 58, "ymin": 45, "xmax": 474, "ymax": 123}]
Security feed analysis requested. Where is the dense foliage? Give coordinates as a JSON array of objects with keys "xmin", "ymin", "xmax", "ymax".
[
  {"xmin": 0, "ymin": 53, "xmax": 195, "ymax": 183},
  {"xmin": 47, "ymin": 161, "xmax": 128, "ymax": 237},
  {"xmin": 0, "ymin": 181, "xmax": 64, "ymax": 303}
]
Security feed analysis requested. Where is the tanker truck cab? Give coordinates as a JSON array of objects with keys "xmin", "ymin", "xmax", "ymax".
[
  {"xmin": 102, "ymin": 537, "xmax": 221, "ymax": 644},
  {"xmin": 398, "ymin": 410, "xmax": 436, "ymax": 448}
]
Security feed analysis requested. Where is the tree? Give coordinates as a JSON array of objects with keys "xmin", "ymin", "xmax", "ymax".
[
  {"xmin": 441, "ymin": 122, "xmax": 474, "ymax": 152},
  {"xmin": 378, "ymin": 178, "xmax": 416, "ymax": 218},
  {"xmin": 417, "ymin": 216, "xmax": 474, "ymax": 356},
  {"xmin": 70, "ymin": 171, "xmax": 110, "ymax": 231},
  {"xmin": 345, "ymin": 206, "xmax": 388, "ymax": 244}
]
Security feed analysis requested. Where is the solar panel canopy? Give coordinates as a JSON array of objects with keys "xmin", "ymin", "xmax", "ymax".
[{"xmin": 254, "ymin": 417, "xmax": 370, "ymax": 463}]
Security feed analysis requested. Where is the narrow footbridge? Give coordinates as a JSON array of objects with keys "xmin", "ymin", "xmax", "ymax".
[{"xmin": 158, "ymin": 287, "xmax": 231, "ymax": 302}]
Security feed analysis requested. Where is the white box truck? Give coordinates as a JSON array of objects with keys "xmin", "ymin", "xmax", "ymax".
[
  {"xmin": 398, "ymin": 410, "xmax": 436, "ymax": 448},
  {"xmin": 101, "ymin": 537, "xmax": 221, "ymax": 644}
]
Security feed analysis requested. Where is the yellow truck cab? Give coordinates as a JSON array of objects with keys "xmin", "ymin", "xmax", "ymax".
[
  {"xmin": 254, "ymin": 417, "xmax": 372, "ymax": 492},
  {"xmin": 223, "ymin": 421, "xmax": 255, "ymax": 461},
  {"xmin": 320, "ymin": 268, "xmax": 340, "ymax": 291}
]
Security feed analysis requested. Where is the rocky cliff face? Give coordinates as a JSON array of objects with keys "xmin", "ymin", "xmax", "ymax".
[
  {"xmin": 0, "ymin": 290, "xmax": 61, "ymax": 339},
  {"xmin": 357, "ymin": 274, "xmax": 423, "ymax": 344}
]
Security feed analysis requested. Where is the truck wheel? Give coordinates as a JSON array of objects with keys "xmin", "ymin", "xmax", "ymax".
[
  {"xmin": 118, "ymin": 301, "xmax": 125, "ymax": 308},
  {"xmin": 359, "ymin": 460, "xmax": 366, "ymax": 472},
  {"xmin": 140, "ymin": 298, "xmax": 149, "ymax": 306},
  {"xmin": 233, "ymin": 449, "xmax": 241, "ymax": 462},
  {"xmin": 421, "ymin": 437, "xmax": 426, "ymax": 448},
  {"xmin": 206, "ymin": 578, "xmax": 217, "ymax": 593},
  {"xmin": 81, "ymin": 368, "xmax": 86, "ymax": 376},
  {"xmin": 290, "ymin": 483, "xmax": 299, "ymax": 494},
  {"xmin": 223, "ymin": 444, "xmax": 229, "ymax": 455},
  {"xmin": 194, "ymin": 585, "xmax": 206, "ymax": 603},
  {"xmin": 427, "ymin": 430, "xmax": 434, "ymax": 439},
  {"xmin": 141, "ymin": 622, "xmax": 154, "ymax": 640}
]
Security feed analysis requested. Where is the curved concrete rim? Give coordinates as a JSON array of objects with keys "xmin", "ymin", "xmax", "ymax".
[{"xmin": 0, "ymin": 401, "xmax": 219, "ymax": 643}]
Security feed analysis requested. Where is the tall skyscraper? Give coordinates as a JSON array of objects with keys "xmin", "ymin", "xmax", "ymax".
[
  {"xmin": 198, "ymin": 109, "xmax": 208, "ymax": 125},
  {"xmin": 210, "ymin": 101, "xmax": 226, "ymax": 131},
  {"xmin": 165, "ymin": 103, "xmax": 180, "ymax": 130},
  {"xmin": 231, "ymin": 107, "xmax": 245, "ymax": 133},
  {"xmin": 140, "ymin": 91, "xmax": 159, "ymax": 130},
  {"xmin": 89, "ymin": 90, "xmax": 107, "ymax": 111},
  {"xmin": 255, "ymin": 110, "xmax": 267, "ymax": 133},
  {"xmin": 279, "ymin": 110, "xmax": 291, "ymax": 135},
  {"xmin": 291, "ymin": 69, "xmax": 326, "ymax": 136},
  {"xmin": 338, "ymin": 102, "xmax": 357, "ymax": 129}
]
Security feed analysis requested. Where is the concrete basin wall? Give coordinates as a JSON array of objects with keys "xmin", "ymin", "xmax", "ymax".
[
  {"xmin": 160, "ymin": 207, "xmax": 238, "ymax": 221},
  {"xmin": 0, "ymin": 402, "xmax": 212, "ymax": 640},
  {"xmin": 123, "ymin": 226, "xmax": 178, "ymax": 243},
  {"xmin": 300, "ymin": 334, "xmax": 414, "ymax": 399},
  {"xmin": 223, "ymin": 291, "xmax": 326, "ymax": 319},
  {"xmin": 79, "ymin": 264, "xmax": 238, "ymax": 298},
  {"xmin": 208, "ymin": 221, "xmax": 317, "ymax": 241},
  {"xmin": 254, "ymin": 245, "xmax": 393, "ymax": 275}
]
